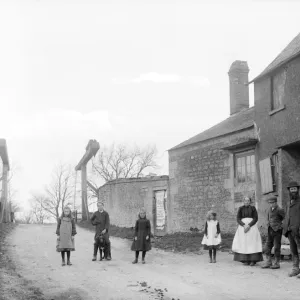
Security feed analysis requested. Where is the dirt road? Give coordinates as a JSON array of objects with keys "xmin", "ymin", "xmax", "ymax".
[{"xmin": 5, "ymin": 224, "xmax": 300, "ymax": 300}]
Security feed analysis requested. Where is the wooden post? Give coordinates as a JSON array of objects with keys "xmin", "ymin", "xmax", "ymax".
[
  {"xmin": 0, "ymin": 164, "xmax": 9, "ymax": 223},
  {"xmin": 81, "ymin": 164, "xmax": 89, "ymax": 221},
  {"xmin": 75, "ymin": 140, "xmax": 100, "ymax": 221}
]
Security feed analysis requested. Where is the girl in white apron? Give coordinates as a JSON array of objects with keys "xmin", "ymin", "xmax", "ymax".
[{"xmin": 201, "ymin": 210, "xmax": 221, "ymax": 263}]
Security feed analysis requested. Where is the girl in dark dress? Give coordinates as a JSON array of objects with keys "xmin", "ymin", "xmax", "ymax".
[
  {"xmin": 232, "ymin": 196, "xmax": 263, "ymax": 266},
  {"xmin": 131, "ymin": 208, "xmax": 151, "ymax": 264}
]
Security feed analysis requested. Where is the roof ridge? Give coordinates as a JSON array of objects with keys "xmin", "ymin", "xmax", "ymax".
[
  {"xmin": 169, "ymin": 106, "xmax": 254, "ymax": 151},
  {"xmin": 250, "ymin": 32, "xmax": 300, "ymax": 83}
]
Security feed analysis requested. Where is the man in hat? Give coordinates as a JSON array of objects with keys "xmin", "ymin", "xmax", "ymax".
[
  {"xmin": 90, "ymin": 201, "xmax": 112, "ymax": 261},
  {"xmin": 261, "ymin": 195, "xmax": 285, "ymax": 269},
  {"xmin": 283, "ymin": 181, "xmax": 300, "ymax": 277}
]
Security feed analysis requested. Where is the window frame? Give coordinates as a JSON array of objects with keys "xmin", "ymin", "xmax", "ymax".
[
  {"xmin": 270, "ymin": 67, "xmax": 287, "ymax": 113},
  {"xmin": 234, "ymin": 150, "xmax": 256, "ymax": 184}
]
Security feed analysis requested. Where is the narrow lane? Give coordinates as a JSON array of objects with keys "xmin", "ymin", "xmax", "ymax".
[{"xmin": 7, "ymin": 224, "xmax": 299, "ymax": 300}]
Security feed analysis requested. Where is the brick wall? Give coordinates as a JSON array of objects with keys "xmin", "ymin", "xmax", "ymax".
[
  {"xmin": 98, "ymin": 176, "xmax": 169, "ymax": 232},
  {"xmin": 168, "ymin": 128, "xmax": 256, "ymax": 234}
]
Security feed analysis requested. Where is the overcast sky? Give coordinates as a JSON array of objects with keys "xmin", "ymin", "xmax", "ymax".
[{"xmin": 1, "ymin": 0, "xmax": 299, "ymax": 212}]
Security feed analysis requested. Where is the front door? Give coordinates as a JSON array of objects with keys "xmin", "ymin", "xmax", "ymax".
[{"xmin": 153, "ymin": 190, "xmax": 167, "ymax": 236}]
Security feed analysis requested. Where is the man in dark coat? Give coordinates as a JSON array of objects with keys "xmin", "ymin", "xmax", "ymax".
[
  {"xmin": 90, "ymin": 202, "xmax": 112, "ymax": 261},
  {"xmin": 282, "ymin": 181, "xmax": 300, "ymax": 277},
  {"xmin": 261, "ymin": 195, "xmax": 285, "ymax": 269}
]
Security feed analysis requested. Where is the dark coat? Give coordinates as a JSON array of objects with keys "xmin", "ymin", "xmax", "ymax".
[
  {"xmin": 131, "ymin": 217, "xmax": 151, "ymax": 252},
  {"xmin": 236, "ymin": 205, "xmax": 258, "ymax": 227},
  {"xmin": 283, "ymin": 197, "xmax": 300, "ymax": 237},
  {"xmin": 267, "ymin": 205, "xmax": 285, "ymax": 232},
  {"xmin": 90, "ymin": 210, "xmax": 110, "ymax": 238}
]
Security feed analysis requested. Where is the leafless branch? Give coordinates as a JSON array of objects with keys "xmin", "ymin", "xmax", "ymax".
[
  {"xmin": 28, "ymin": 163, "xmax": 75, "ymax": 221},
  {"xmin": 92, "ymin": 143, "xmax": 159, "ymax": 183}
]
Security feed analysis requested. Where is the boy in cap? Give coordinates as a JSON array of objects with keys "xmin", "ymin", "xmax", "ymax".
[
  {"xmin": 90, "ymin": 201, "xmax": 112, "ymax": 261},
  {"xmin": 283, "ymin": 181, "xmax": 300, "ymax": 277},
  {"xmin": 262, "ymin": 195, "xmax": 285, "ymax": 269}
]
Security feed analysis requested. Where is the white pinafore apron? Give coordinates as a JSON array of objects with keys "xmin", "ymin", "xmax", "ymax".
[{"xmin": 232, "ymin": 218, "xmax": 262, "ymax": 254}]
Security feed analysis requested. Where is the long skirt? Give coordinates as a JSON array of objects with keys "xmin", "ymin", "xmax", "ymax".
[{"xmin": 232, "ymin": 218, "xmax": 263, "ymax": 263}]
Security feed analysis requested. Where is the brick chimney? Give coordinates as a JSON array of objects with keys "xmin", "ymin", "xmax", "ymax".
[{"xmin": 228, "ymin": 60, "xmax": 249, "ymax": 115}]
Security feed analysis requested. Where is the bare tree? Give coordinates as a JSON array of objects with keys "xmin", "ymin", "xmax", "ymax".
[
  {"xmin": 0, "ymin": 161, "xmax": 22, "ymax": 220},
  {"xmin": 15, "ymin": 212, "xmax": 33, "ymax": 224},
  {"xmin": 38, "ymin": 163, "xmax": 74, "ymax": 220},
  {"xmin": 30, "ymin": 194, "xmax": 50, "ymax": 224},
  {"xmin": 92, "ymin": 143, "xmax": 158, "ymax": 183}
]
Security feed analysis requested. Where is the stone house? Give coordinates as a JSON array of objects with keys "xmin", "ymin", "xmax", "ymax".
[
  {"xmin": 167, "ymin": 32, "xmax": 300, "ymax": 234},
  {"xmin": 250, "ymin": 32, "xmax": 300, "ymax": 215},
  {"xmin": 168, "ymin": 61, "xmax": 257, "ymax": 233}
]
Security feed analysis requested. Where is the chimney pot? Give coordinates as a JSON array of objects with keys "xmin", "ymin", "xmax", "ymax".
[{"xmin": 228, "ymin": 60, "xmax": 250, "ymax": 115}]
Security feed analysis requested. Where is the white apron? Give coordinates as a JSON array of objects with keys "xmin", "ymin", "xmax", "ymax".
[
  {"xmin": 201, "ymin": 220, "xmax": 222, "ymax": 246},
  {"xmin": 232, "ymin": 218, "xmax": 262, "ymax": 254}
]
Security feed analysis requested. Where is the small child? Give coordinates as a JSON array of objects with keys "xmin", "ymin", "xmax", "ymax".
[
  {"xmin": 56, "ymin": 206, "xmax": 77, "ymax": 266},
  {"xmin": 201, "ymin": 210, "xmax": 221, "ymax": 263},
  {"xmin": 131, "ymin": 208, "xmax": 151, "ymax": 264}
]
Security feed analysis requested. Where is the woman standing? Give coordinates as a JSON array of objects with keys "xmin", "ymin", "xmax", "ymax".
[
  {"xmin": 131, "ymin": 208, "xmax": 151, "ymax": 264},
  {"xmin": 56, "ymin": 206, "xmax": 77, "ymax": 266},
  {"xmin": 232, "ymin": 196, "xmax": 263, "ymax": 266}
]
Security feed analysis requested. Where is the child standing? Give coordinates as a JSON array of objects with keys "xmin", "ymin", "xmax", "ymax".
[
  {"xmin": 56, "ymin": 206, "xmax": 77, "ymax": 266},
  {"xmin": 261, "ymin": 195, "xmax": 285, "ymax": 269},
  {"xmin": 201, "ymin": 210, "xmax": 221, "ymax": 263},
  {"xmin": 131, "ymin": 208, "xmax": 151, "ymax": 264}
]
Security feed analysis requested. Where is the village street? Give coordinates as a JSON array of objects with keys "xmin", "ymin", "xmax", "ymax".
[{"xmin": 2, "ymin": 224, "xmax": 299, "ymax": 300}]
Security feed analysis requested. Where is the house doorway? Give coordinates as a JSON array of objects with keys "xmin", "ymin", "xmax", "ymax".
[
  {"xmin": 281, "ymin": 142, "xmax": 300, "ymax": 207},
  {"xmin": 153, "ymin": 190, "xmax": 167, "ymax": 236}
]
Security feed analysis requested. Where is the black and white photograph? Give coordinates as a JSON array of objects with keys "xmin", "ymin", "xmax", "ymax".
[{"xmin": 1, "ymin": 0, "xmax": 300, "ymax": 299}]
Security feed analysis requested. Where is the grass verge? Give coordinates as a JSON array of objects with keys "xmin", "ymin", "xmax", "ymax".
[{"xmin": 0, "ymin": 223, "xmax": 46, "ymax": 300}]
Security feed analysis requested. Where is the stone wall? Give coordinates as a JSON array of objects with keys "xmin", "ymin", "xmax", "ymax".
[
  {"xmin": 254, "ymin": 55, "xmax": 300, "ymax": 215},
  {"xmin": 98, "ymin": 176, "xmax": 169, "ymax": 233},
  {"xmin": 168, "ymin": 128, "xmax": 256, "ymax": 234}
]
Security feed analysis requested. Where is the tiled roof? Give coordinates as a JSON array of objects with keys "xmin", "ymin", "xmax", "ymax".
[
  {"xmin": 169, "ymin": 107, "xmax": 255, "ymax": 151},
  {"xmin": 250, "ymin": 32, "xmax": 300, "ymax": 83}
]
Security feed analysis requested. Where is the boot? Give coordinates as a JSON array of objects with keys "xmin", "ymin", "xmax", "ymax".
[
  {"xmin": 142, "ymin": 258, "xmax": 146, "ymax": 264},
  {"xmin": 106, "ymin": 244, "xmax": 112, "ymax": 260},
  {"xmin": 270, "ymin": 256, "xmax": 280, "ymax": 269},
  {"xmin": 288, "ymin": 257, "xmax": 300, "ymax": 277},
  {"xmin": 261, "ymin": 255, "xmax": 272, "ymax": 269},
  {"xmin": 62, "ymin": 259, "xmax": 66, "ymax": 266},
  {"xmin": 92, "ymin": 244, "xmax": 98, "ymax": 261},
  {"xmin": 67, "ymin": 259, "xmax": 72, "ymax": 266},
  {"xmin": 212, "ymin": 255, "xmax": 216, "ymax": 263},
  {"xmin": 132, "ymin": 258, "xmax": 138, "ymax": 264}
]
